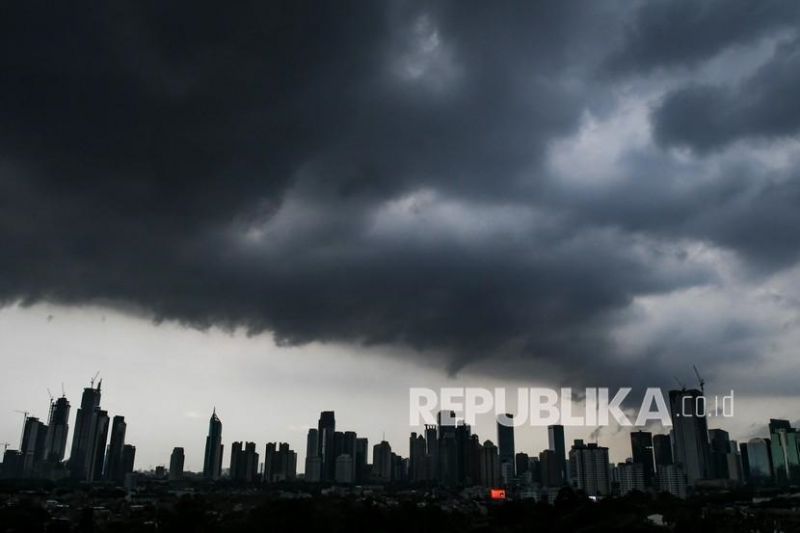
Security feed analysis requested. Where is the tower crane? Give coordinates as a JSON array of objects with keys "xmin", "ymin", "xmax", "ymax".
[{"xmin": 693, "ymin": 365, "xmax": 705, "ymax": 394}]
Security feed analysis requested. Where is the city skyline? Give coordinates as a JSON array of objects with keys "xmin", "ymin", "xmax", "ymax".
[
  {"xmin": 2, "ymin": 303, "xmax": 799, "ymax": 473},
  {"xmin": 2, "ymin": 368, "xmax": 794, "ymax": 487}
]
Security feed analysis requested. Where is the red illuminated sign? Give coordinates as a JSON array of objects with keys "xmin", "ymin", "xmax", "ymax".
[{"xmin": 490, "ymin": 489, "xmax": 506, "ymax": 500}]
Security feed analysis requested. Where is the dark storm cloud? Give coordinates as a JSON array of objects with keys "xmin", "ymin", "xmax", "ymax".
[
  {"xmin": 2, "ymin": 1, "xmax": 800, "ymax": 390},
  {"xmin": 652, "ymin": 37, "xmax": 800, "ymax": 151},
  {"xmin": 604, "ymin": 0, "xmax": 800, "ymax": 74}
]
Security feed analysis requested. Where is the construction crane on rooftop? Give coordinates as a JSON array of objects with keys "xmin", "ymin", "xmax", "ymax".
[{"xmin": 693, "ymin": 365, "xmax": 705, "ymax": 394}]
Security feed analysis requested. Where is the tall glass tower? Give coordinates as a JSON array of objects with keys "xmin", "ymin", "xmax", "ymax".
[{"xmin": 203, "ymin": 408, "xmax": 223, "ymax": 480}]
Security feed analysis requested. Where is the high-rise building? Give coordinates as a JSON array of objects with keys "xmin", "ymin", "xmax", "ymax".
[
  {"xmin": 630, "ymin": 431, "xmax": 654, "ymax": 486},
  {"xmin": 497, "ymin": 414, "xmax": 515, "ymax": 479},
  {"xmin": 121, "ymin": 444, "xmax": 136, "ymax": 477},
  {"xmin": 739, "ymin": 442, "xmax": 751, "ymax": 484},
  {"xmin": 230, "ymin": 441, "xmax": 259, "ymax": 482},
  {"xmin": 515, "ymin": 452, "xmax": 530, "ymax": 477},
  {"xmin": 202, "ymin": 409, "xmax": 223, "ymax": 480},
  {"xmin": 455, "ymin": 422, "xmax": 472, "ymax": 485},
  {"xmin": 392, "ymin": 454, "xmax": 408, "ymax": 482},
  {"xmin": 305, "ymin": 428, "xmax": 320, "ymax": 482},
  {"xmin": 317, "ymin": 411, "xmax": 336, "ymax": 482},
  {"xmin": 668, "ymin": 389, "xmax": 712, "ymax": 484},
  {"xmin": 355, "ymin": 437, "xmax": 368, "ymax": 483},
  {"xmin": 479, "ymin": 440, "xmax": 500, "ymax": 487},
  {"xmin": 335, "ymin": 454, "xmax": 354, "ymax": 484},
  {"xmin": 568, "ymin": 440, "xmax": 610, "ymax": 496},
  {"xmin": 770, "ymin": 426, "xmax": 800, "ymax": 485},
  {"xmin": 746, "ymin": 437, "xmax": 773, "ymax": 485},
  {"xmin": 409, "ymin": 432, "xmax": 427, "ymax": 482},
  {"xmin": 372, "ymin": 441, "xmax": 393, "ymax": 483},
  {"xmin": 68, "ymin": 381, "xmax": 102, "ymax": 480},
  {"xmin": 708, "ymin": 428, "xmax": 731, "ymax": 479},
  {"xmin": 657, "ymin": 464, "xmax": 687, "ymax": 498},
  {"xmin": 616, "ymin": 461, "xmax": 645, "ymax": 495},
  {"xmin": 87, "ymin": 410, "xmax": 110, "ymax": 481},
  {"xmin": 264, "ymin": 442, "xmax": 296, "ymax": 482},
  {"xmin": 424, "ymin": 424, "xmax": 438, "ymax": 481},
  {"xmin": 230, "ymin": 441, "xmax": 242, "ymax": 480},
  {"xmin": 343, "ymin": 431, "xmax": 357, "ymax": 481},
  {"xmin": 20, "ymin": 416, "xmax": 47, "ymax": 478},
  {"xmin": 104, "ymin": 415, "xmax": 126, "ymax": 482},
  {"xmin": 652, "ymin": 434, "xmax": 673, "ymax": 468},
  {"xmin": 726, "ymin": 441, "xmax": 744, "ymax": 484},
  {"xmin": 548, "ymin": 424, "xmax": 566, "ymax": 484},
  {"xmin": 43, "ymin": 395, "xmax": 70, "ymax": 463},
  {"xmin": 769, "ymin": 419, "xmax": 791, "ymax": 434},
  {"xmin": 1, "ymin": 450, "xmax": 24, "ymax": 479},
  {"xmin": 169, "ymin": 447, "xmax": 185, "ymax": 480},
  {"xmin": 539, "ymin": 449, "xmax": 562, "ymax": 487}
]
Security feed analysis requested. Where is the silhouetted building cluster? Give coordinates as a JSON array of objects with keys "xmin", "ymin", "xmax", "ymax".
[
  {"xmin": 1, "ymin": 378, "xmax": 135, "ymax": 484},
  {"xmin": 3, "ymin": 383, "xmax": 799, "ymax": 501},
  {"xmin": 304, "ymin": 411, "xmax": 367, "ymax": 484}
]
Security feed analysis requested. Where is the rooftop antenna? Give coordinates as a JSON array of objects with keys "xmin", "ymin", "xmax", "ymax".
[
  {"xmin": 673, "ymin": 376, "xmax": 686, "ymax": 390},
  {"xmin": 61, "ymin": 383, "xmax": 66, "ymax": 397},
  {"xmin": 47, "ymin": 388, "xmax": 54, "ymax": 403},
  {"xmin": 90, "ymin": 371, "xmax": 100, "ymax": 388},
  {"xmin": 693, "ymin": 365, "xmax": 705, "ymax": 394}
]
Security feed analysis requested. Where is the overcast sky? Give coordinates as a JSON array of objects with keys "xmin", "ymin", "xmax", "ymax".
[{"xmin": 2, "ymin": 1, "xmax": 800, "ymax": 470}]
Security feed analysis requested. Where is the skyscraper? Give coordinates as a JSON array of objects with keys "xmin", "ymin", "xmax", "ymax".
[
  {"xmin": 202, "ymin": 408, "xmax": 223, "ymax": 480},
  {"xmin": 770, "ymin": 426, "xmax": 800, "ymax": 485},
  {"xmin": 568, "ymin": 440, "xmax": 610, "ymax": 496},
  {"xmin": 264, "ymin": 442, "xmax": 297, "ymax": 482},
  {"xmin": 479, "ymin": 440, "xmax": 500, "ymax": 487},
  {"xmin": 539, "ymin": 449, "xmax": 562, "ymax": 487},
  {"xmin": 305, "ymin": 428, "xmax": 321, "ymax": 482},
  {"xmin": 630, "ymin": 431, "xmax": 654, "ymax": 486},
  {"xmin": 657, "ymin": 464, "xmax": 688, "ymax": 498},
  {"xmin": 230, "ymin": 441, "xmax": 259, "ymax": 482},
  {"xmin": 409, "ymin": 432, "xmax": 427, "ymax": 482},
  {"xmin": 355, "ymin": 437, "xmax": 368, "ymax": 483},
  {"xmin": 43, "ymin": 395, "xmax": 70, "ymax": 463},
  {"xmin": 20, "ymin": 416, "xmax": 47, "ymax": 478},
  {"xmin": 652, "ymin": 434, "xmax": 673, "ymax": 469},
  {"xmin": 372, "ymin": 440, "xmax": 393, "ymax": 483},
  {"xmin": 746, "ymin": 437, "xmax": 773, "ymax": 486},
  {"xmin": 668, "ymin": 389, "xmax": 712, "ymax": 484},
  {"xmin": 769, "ymin": 418, "xmax": 791, "ymax": 434},
  {"xmin": 121, "ymin": 444, "xmax": 136, "ymax": 477},
  {"xmin": 87, "ymin": 410, "xmax": 110, "ymax": 481},
  {"xmin": 68, "ymin": 381, "xmax": 102, "ymax": 480},
  {"xmin": 708, "ymin": 428, "xmax": 731, "ymax": 479},
  {"xmin": 104, "ymin": 415, "xmax": 126, "ymax": 482},
  {"xmin": 169, "ymin": 447, "xmax": 185, "ymax": 480},
  {"xmin": 548, "ymin": 424, "xmax": 566, "ymax": 484},
  {"xmin": 616, "ymin": 461, "xmax": 645, "ymax": 494},
  {"xmin": 317, "ymin": 411, "xmax": 336, "ymax": 482},
  {"xmin": 424, "ymin": 424, "xmax": 438, "ymax": 481},
  {"xmin": 497, "ymin": 414, "xmax": 515, "ymax": 479}
]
